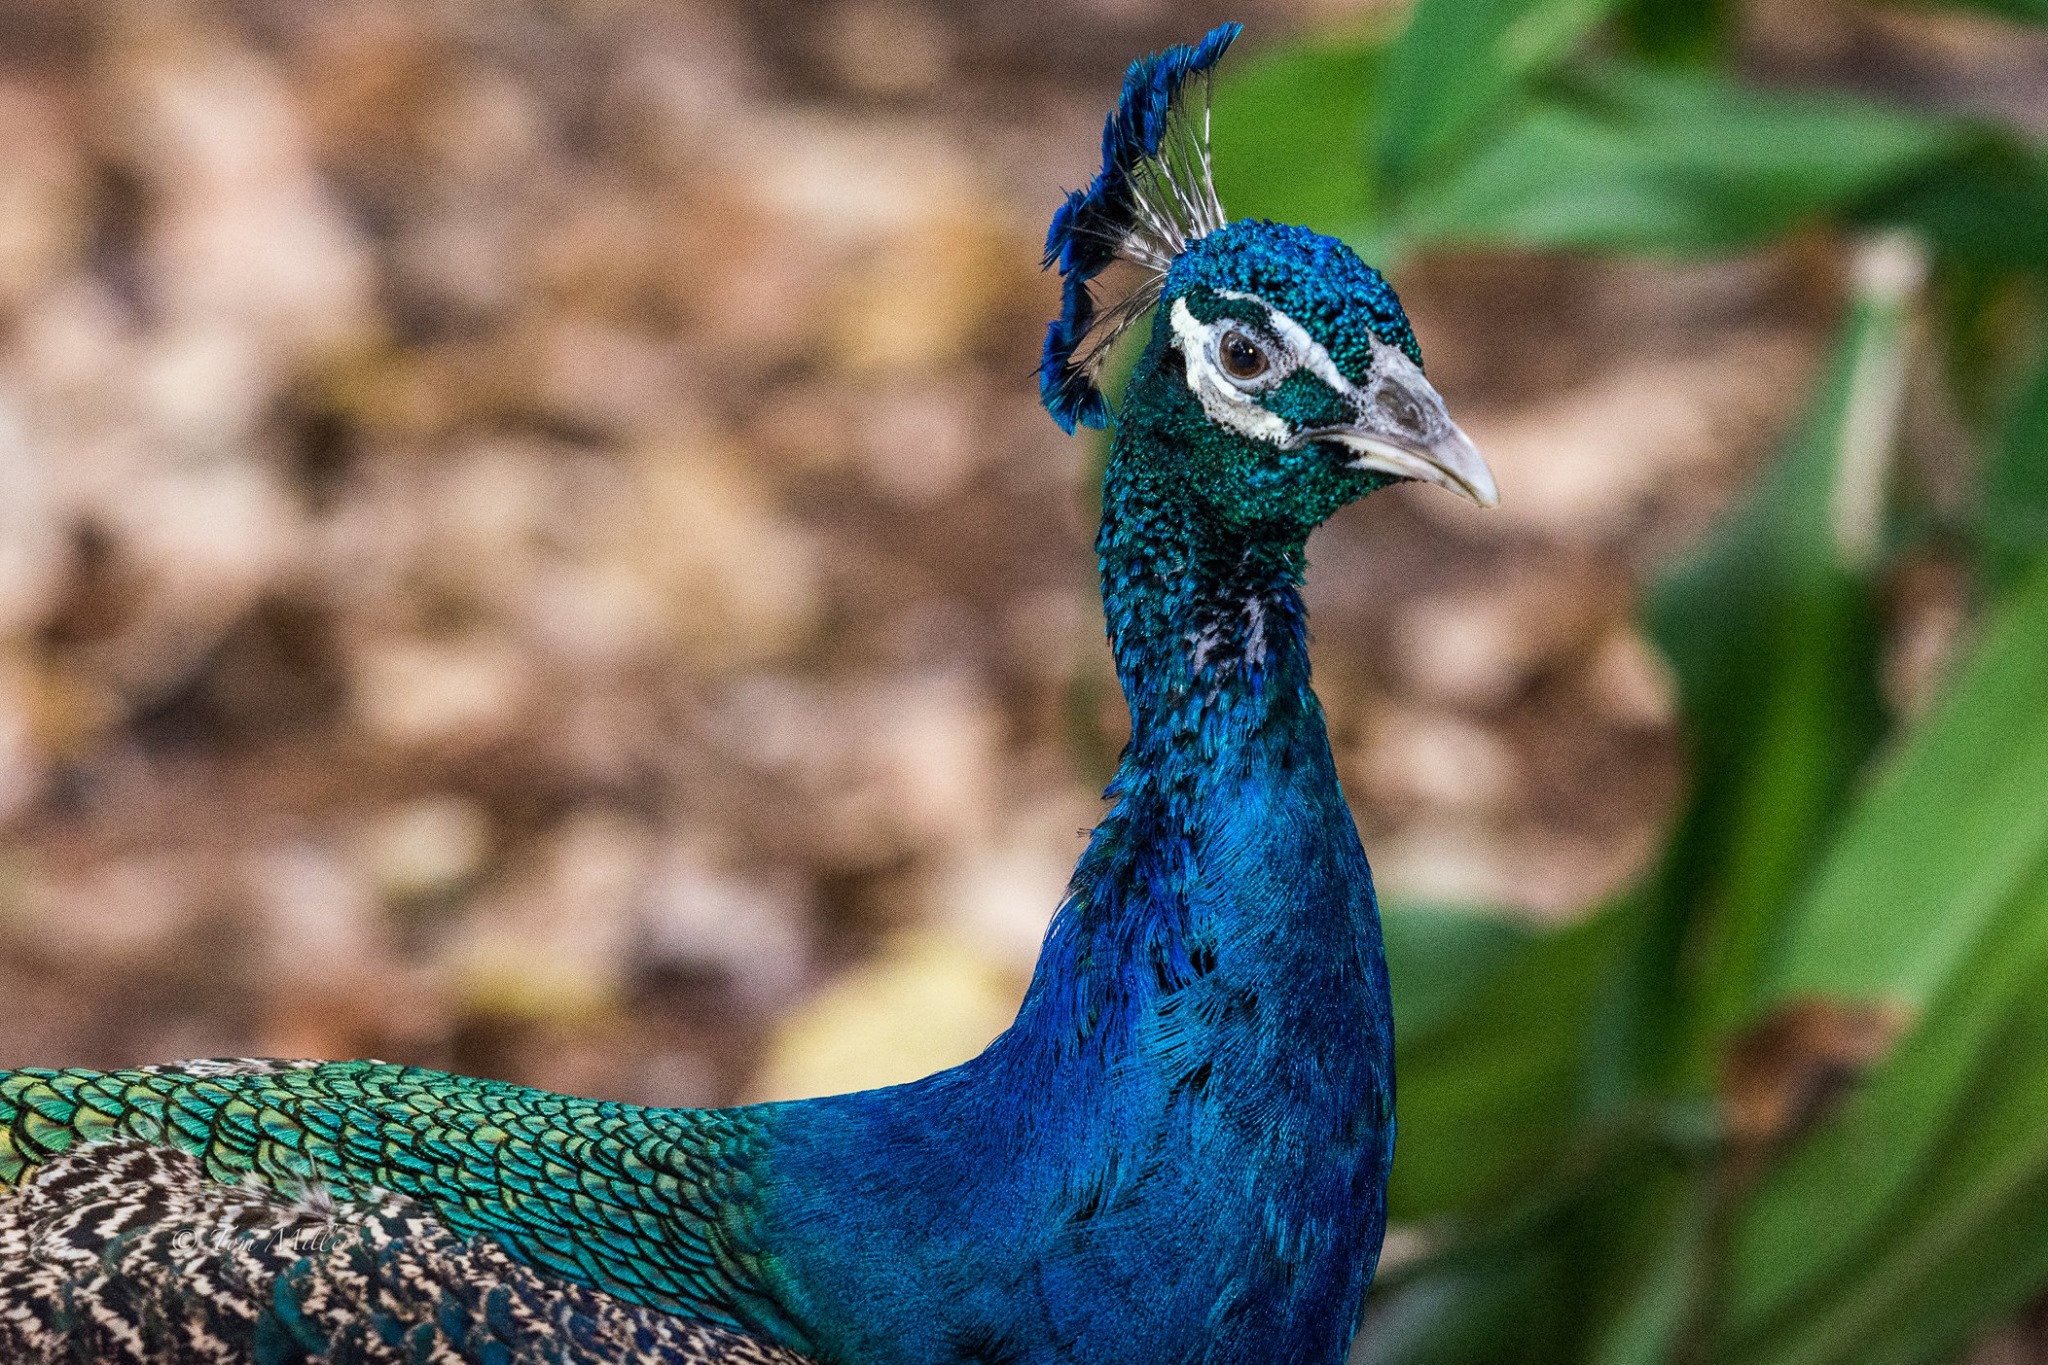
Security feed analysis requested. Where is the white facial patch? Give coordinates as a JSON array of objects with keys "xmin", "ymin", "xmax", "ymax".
[
  {"xmin": 1215, "ymin": 289, "xmax": 1358, "ymax": 403},
  {"xmin": 1168, "ymin": 289, "xmax": 1500, "ymax": 507},
  {"xmin": 1171, "ymin": 290, "xmax": 1459, "ymax": 461},
  {"xmin": 1168, "ymin": 297, "xmax": 1295, "ymax": 445}
]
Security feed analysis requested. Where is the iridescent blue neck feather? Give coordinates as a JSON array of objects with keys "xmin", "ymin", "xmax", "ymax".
[{"xmin": 750, "ymin": 314, "xmax": 1398, "ymax": 1365}]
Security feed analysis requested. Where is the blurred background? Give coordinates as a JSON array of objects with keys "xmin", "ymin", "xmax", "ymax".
[{"xmin": 0, "ymin": 0, "xmax": 2044, "ymax": 1361}]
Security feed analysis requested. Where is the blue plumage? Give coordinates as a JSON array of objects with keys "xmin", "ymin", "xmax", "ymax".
[
  {"xmin": 1162, "ymin": 222, "xmax": 1424, "ymax": 371},
  {"xmin": 1041, "ymin": 23, "xmax": 1240, "ymax": 432},
  {"xmin": 0, "ymin": 24, "xmax": 1499, "ymax": 1364}
]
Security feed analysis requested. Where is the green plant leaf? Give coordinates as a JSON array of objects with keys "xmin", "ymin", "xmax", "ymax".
[
  {"xmin": 1725, "ymin": 563, "xmax": 2048, "ymax": 1352},
  {"xmin": 1612, "ymin": 247, "xmax": 1917, "ymax": 1096},
  {"xmin": 1358, "ymin": 1241, "xmax": 1581, "ymax": 1365},
  {"xmin": 1367, "ymin": 1097, "xmax": 1708, "ymax": 1365},
  {"xmin": 1390, "ymin": 905, "xmax": 1629, "ymax": 1220},
  {"xmin": 1212, "ymin": 27, "xmax": 1389, "ymax": 233},
  {"xmin": 1740, "ymin": 1050, "xmax": 2048, "ymax": 1365},
  {"xmin": 1724, "ymin": 852, "xmax": 2048, "ymax": 1356},
  {"xmin": 1760, "ymin": 555, "xmax": 2048, "ymax": 1010},
  {"xmin": 1859, "ymin": 135, "xmax": 2048, "ymax": 272},
  {"xmin": 1614, "ymin": 0, "xmax": 1735, "ymax": 63},
  {"xmin": 1383, "ymin": 903, "xmax": 1537, "ymax": 1045},
  {"xmin": 1398, "ymin": 63, "xmax": 1965, "ymax": 255},
  {"xmin": 1979, "ymin": 340, "xmax": 2048, "ymax": 594},
  {"xmin": 1373, "ymin": 0, "xmax": 1622, "ymax": 199},
  {"xmin": 1589, "ymin": 1170, "xmax": 1720, "ymax": 1358}
]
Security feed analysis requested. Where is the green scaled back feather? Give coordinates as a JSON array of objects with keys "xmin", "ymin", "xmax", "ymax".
[{"xmin": 0, "ymin": 1059, "xmax": 787, "ymax": 1336}]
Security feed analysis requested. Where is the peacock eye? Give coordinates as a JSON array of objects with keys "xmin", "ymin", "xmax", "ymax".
[{"xmin": 1218, "ymin": 329, "xmax": 1270, "ymax": 382}]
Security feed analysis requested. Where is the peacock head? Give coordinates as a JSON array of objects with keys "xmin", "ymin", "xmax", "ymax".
[{"xmin": 1039, "ymin": 23, "xmax": 1496, "ymax": 537}]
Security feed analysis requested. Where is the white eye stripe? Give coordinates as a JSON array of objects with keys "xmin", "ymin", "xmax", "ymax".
[
  {"xmin": 1210, "ymin": 289, "xmax": 1447, "ymax": 451},
  {"xmin": 1160, "ymin": 287, "xmax": 1494, "ymax": 503},
  {"xmin": 1168, "ymin": 298, "xmax": 1294, "ymax": 444},
  {"xmin": 1169, "ymin": 300, "xmax": 1294, "ymax": 444},
  {"xmin": 1169, "ymin": 292, "xmax": 1369, "ymax": 447},
  {"xmin": 1213, "ymin": 290, "xmax": 1358, "ymax": 402}
]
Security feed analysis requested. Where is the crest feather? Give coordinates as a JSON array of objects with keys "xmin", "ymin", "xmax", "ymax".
[{"xmin": 1040, "ymin": 23, "xmax": 1240, "ymax": 433}]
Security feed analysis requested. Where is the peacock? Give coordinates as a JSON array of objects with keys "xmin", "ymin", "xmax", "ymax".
[{"xmin": 0, "ymin": 24, "xmax": 1496, "ymax": 1365}]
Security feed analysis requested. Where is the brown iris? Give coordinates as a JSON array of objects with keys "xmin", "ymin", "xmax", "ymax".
[{"xmin": 1219, "ymin": 329, "xmax": 1269, "ymax": 381}]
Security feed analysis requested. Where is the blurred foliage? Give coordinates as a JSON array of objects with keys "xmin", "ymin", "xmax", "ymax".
[{"xmin": 1226, "ymin": 0, "xmax": 2048, "ymax": 1360}]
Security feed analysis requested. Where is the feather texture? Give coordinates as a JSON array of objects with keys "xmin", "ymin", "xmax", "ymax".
[
  {"xmin": 1039, "ymin": 22, "xmax": 1239, "ymax": 432},
  {"xmin": 0, "ymin": 1061, "xmax": 805, "ymax": 1349},
  {"xmin": 0, "ymin": 1141, "xmax": 805, "ymax": 1364}
]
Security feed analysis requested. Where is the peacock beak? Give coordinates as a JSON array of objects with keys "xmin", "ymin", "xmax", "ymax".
[
  {"xmin": 1328, "ymin": 420, "xmax": 1499, "ymax": 509},
  {"xmin": 1292, "ymin": 338, "xmax": 1499, "ymax": 509}
]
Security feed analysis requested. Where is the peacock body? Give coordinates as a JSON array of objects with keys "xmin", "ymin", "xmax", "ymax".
[{"xmin": 0, "ymin": 24, "xmax": 1495, "ymax": 1365}]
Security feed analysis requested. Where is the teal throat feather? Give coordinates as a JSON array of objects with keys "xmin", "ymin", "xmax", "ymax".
[{"xmin": 0, "ymin": 24, "xmax": 1496, "ymax": 1365}]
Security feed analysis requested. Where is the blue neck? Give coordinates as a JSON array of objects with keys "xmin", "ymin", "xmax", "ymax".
[
  {"xmin": 753, "ymin": 434, "xmax": 1395, "ymax": 1365},
  {"xmin": 1004, "ymin": 446, "xmax": 1322, "ymax": 1065},
  {"xmin": 1099, "ymin": 446, "xmax": 1313, "ymax": 730}
]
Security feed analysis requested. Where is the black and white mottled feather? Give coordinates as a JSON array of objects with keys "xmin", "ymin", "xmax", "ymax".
[{"xmin": 0, "ymin": 1142, "xmax": 809, "ymax": 1364}]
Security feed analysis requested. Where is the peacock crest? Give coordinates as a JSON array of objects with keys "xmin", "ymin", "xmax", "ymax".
[{"xmin": 1039, "ymin": 22, "xmax": 1240, "ymax": 433}]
